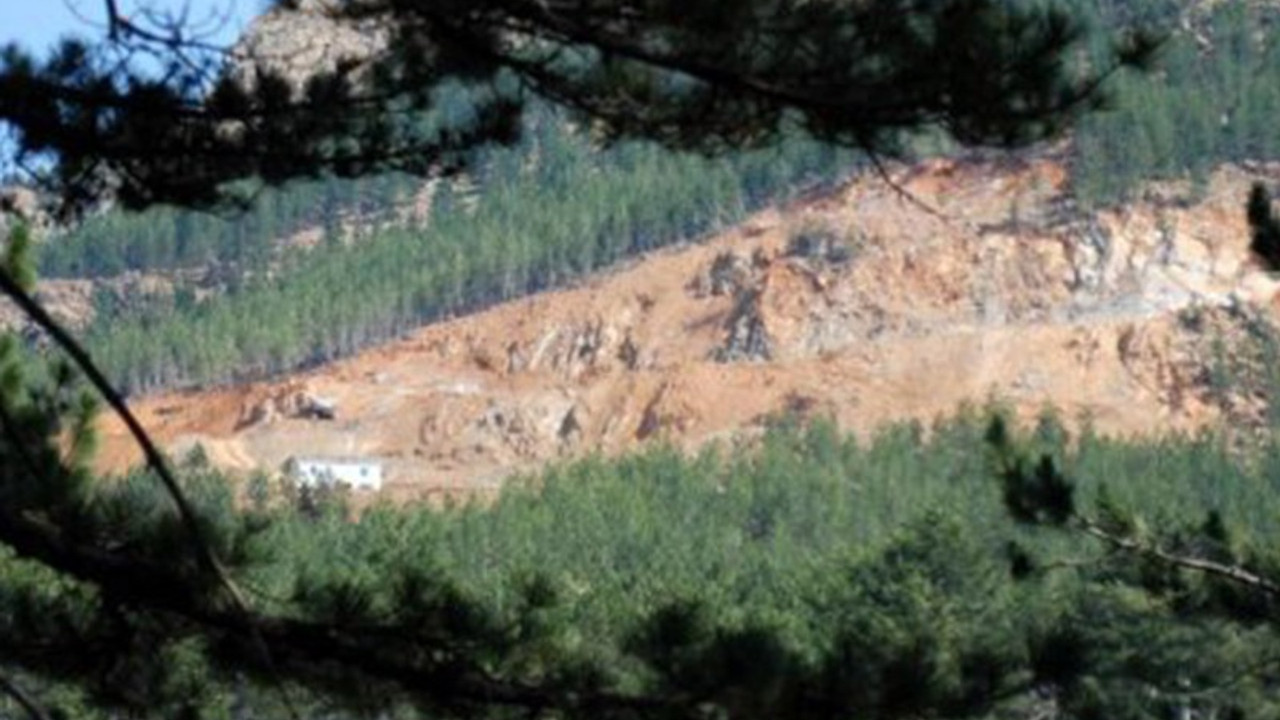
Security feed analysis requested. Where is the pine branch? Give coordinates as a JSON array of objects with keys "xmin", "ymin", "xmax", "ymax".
[
  {"xmin": 0, "ymin": 672, "xmax": 49, "ymax": 720},
  {"xmin": 0, "ymin": 265, "xmax": 318, "ymax": 718},
  {"xmin": 103, "ymin": 0, "xmax": 124, "ymax": 41},
  {"xmin": 0, "ymin": 476, "xmax": 686, "ymax": 716},
  {"xmin": 856, "ymin": 142, "xmax": 951, "ymax": 223},
  {"xmin": 6, "ymin": 0, "xmax": 1153, "ymax": 213},
  {"xmin": 0, "ymin": 394, "xmax": 46, "ymax": 487},
  {"xmin": 0, "ymin": 267, "xmax": 229, "ymax": 586},
  {"xmin": 1078, "ymin": 520, "xmax": 1280, "ymax": 596}
]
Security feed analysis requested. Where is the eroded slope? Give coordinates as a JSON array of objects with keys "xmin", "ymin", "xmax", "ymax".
[{"xmin": 97, "ymin": 155, "xmax": 1280, "ymax": 499}]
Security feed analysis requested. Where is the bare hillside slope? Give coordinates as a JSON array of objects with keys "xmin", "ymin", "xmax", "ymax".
[{"xmin": 97, "ymin": 154, "xmax": 1280, "ymax": 500}]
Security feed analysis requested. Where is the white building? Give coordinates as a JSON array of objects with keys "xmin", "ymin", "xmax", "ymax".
[{"xmin": 282, "ymin": 456, "xmax": 384, "ymax": 491}]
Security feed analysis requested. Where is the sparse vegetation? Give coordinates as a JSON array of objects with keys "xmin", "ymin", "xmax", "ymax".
[{"xmin": 786, "ymin": 220, "xmax": 857, "ymax": 266}]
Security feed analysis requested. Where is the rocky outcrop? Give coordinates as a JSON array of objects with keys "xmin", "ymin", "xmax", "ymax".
[
  {"xmin": 0, "ymin": 186, "xmax": 45, "ymax": 231},
  {"xmin": 228, "ymin": 0, "xmax": 389, "ymax": 94},
  {"xmin": 0, "ymin": 279, "xmax": 96, "ymax": 335}
]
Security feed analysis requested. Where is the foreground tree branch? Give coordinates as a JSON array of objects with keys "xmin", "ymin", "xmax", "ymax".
[
  {"xmin": 992, "ymin": 414, "xmax": 1280, "ymax": 607},
  {"xmin": 0, "ymin": 673, "xmax": 49, "ymax": 720},
  {"xmin": 1, "ymin": 0, "xmax": 1156, "ymax": 215},
  {"xmin": 0, "ymin": 267, "xmax": 226, "ymax": 580},
  {"xmin": 1079, "ymin": 521, "xmax": 1280, "ymax": 597},
  {"xmin": 0, "ymin": 457, "xmax": 688, "ymax": 716}
]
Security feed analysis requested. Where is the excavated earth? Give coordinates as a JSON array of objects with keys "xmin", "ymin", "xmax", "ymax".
[{"xmin": 95, "ymin": 154, "xmax": 1280, "ymax": 502}]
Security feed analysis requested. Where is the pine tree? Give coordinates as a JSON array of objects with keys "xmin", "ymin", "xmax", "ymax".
[{"xmin": 1248, "ymin": 183, "xmax": 1280, "ymax": 271}]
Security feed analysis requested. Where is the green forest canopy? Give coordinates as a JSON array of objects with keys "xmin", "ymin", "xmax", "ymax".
[{"xmin": 10, "ymin": 399, "xmax": 1280, "ymax": 719}]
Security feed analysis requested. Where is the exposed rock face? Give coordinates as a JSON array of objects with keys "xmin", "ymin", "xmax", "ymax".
[
  {"xmin": 0, "ymin": 186, "xmax": 44, "ymax": 230},
  {"xmin": 238, "ymin": 382, "xmax": 339, "ymax": 428},
  {"xmin": 0, "ymin": 279, "xmax": 96, "ymax": 336},
  {"xmin": 95, "ymin": 155, "xmax": 1280, "ymax": 502},
  {"xmin": 228, "ymin": 0, "xmax": 388, "ymax": 94},
  {"xmin": 717, "ymin": 288, "xmax": 772, "ymax": 362},
  {"xmin": 0, "ymin": 270, "xmax": 189, "ymax": 335}
]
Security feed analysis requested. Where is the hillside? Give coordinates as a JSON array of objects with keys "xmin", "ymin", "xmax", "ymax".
[
  {"xmin": 94, "ymin": 152, "xmax": 1280, "ymax": 499},
  {"xmin": 21, "ymin": 4, "xmax": 1280, "ymax": 719},
  {"xmin": 16, "ymin": 0, "xmax": 1280, "ymax": 399}
]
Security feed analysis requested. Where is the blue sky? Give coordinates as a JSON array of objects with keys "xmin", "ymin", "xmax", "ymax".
[
  {"xmin": 0, "ymin": 0, "xmax": 261, "ymax": 57},
  {"xmin": 0, "ymin": 1, "xmax": 265, "ymax": 176}
]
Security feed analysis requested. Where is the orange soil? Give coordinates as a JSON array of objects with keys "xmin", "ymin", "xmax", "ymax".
[{"xmin": 95, "ymin": 154, "xmax": 1280, "ymax": 502}]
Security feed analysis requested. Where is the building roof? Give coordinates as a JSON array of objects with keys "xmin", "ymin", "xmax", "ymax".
[{"xmin": 284, "ymin": 455, "xmax": 383, "ymax": 467}]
